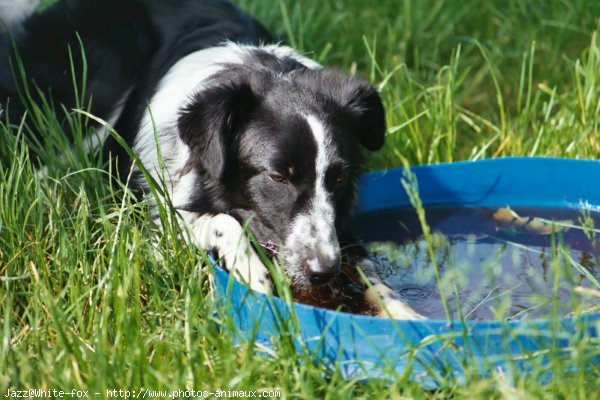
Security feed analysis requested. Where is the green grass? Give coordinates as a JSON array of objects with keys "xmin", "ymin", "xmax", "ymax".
[{"xmin": 1, "ymin": 0, "xmax": 600, "ymax": 398}]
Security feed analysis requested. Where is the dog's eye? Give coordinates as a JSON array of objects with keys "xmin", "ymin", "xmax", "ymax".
[
  {"xmin": 325, "ymin": 167, "xmax": 349, "ymax": 191},
  {"xmin": 269, "ymin": 172, "xmax": 287, "ymax": 183},
  {"xmin": 332, "ymin": 172, "xmax": 347, "ymax": 186}
]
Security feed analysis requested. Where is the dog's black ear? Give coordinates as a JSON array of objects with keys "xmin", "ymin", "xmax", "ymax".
[
  {"xmin": 342, "ymin": 80, "xmax": 386, "ymax": 151},
  {"xmin": 177, "ymin": 77, "xmax": 257, "ymax": 180}
]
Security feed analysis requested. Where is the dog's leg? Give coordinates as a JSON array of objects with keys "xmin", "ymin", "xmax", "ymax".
[
  {"xmin": 182, "ymin": 212, "xmax": 273, "ymax": 294},
  {"xmin": 357, "ymin": 257, "xmax": 426, "ymax": 320}
]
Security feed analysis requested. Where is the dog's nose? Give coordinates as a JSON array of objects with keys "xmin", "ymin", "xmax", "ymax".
[
  {"xmin": 308, "ymin": 270, "xmax": 339, "ymax": 285},
  {"xmin": 306, "ymin": 257, "xmax": 341, "ymax": 286}
]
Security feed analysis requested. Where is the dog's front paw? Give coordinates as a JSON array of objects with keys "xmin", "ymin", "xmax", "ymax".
[
  {"xmin": 377, "ymin": 297, "xmax": 427, "ymax": 320},
  {"xmin": 184, "ymin": 212, "xmax": 273, "ymax": 294},
  {"xmin": 365, "ymin": 283, "xmax": 426, "ymax": 320},
  {"xmin": 223, "ymin": 248, "xmax": 273, "ymax": 295}
]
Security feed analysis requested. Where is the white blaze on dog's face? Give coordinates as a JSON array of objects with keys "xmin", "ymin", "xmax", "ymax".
[
  {"xmin": 283, "ymin": 115, "xmax": 341, "ymax": 286},
  {"xmin": 229, "ymin": 109, "xmax": 359, "ymax": 289},
  {"xmin": 176, "ymin": 51, "xmax": 386, "ymax": 289}
]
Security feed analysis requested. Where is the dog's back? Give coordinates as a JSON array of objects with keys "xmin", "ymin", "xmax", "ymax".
[{"xmin": 0, "ymin": 0, "xmax": 270, "ymax": 153}]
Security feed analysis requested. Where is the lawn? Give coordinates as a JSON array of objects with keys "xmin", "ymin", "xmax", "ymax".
[{"xmin": 1, "ymin": 0, "xmax": 599, "ymax": 398}]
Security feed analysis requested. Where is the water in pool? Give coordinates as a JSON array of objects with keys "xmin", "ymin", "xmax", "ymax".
[{"xmin": 353, "ymin": 206, "xmax": 600, "ymax": 320}]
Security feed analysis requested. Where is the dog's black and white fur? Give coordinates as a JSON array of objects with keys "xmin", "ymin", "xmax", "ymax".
[{"xmin": 1, "ymin": 0, "xmax": 423, "ymax": 319}]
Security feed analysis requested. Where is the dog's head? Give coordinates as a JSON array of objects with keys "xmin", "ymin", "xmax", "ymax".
[{"xmin": 177, "ymin": 55, "xmax": 385, "ymax": 289}]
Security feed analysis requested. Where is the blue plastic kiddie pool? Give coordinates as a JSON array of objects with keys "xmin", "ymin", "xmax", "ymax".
[{"xmin": 211, "ymin": 157, "xmax": 600, "ymax": 387}]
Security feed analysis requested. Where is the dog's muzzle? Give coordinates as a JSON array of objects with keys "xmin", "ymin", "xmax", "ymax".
[{"xmin": 305, "ymin": 253, "xmax": 341, "ymax": 286}]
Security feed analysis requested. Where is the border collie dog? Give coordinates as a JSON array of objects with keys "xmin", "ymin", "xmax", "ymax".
[{"xmin": 1, "ymin": 0, "xmax": 423, "ymax": 319}]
